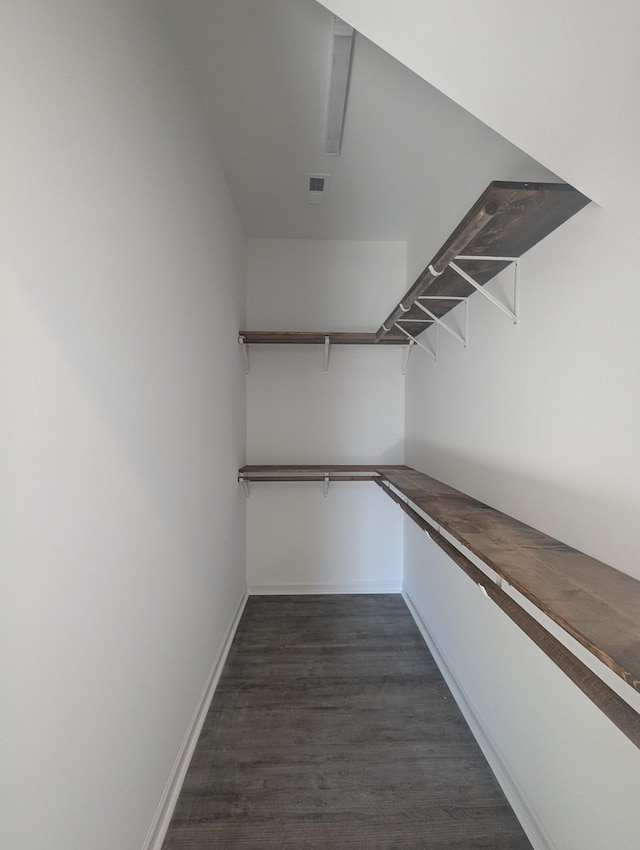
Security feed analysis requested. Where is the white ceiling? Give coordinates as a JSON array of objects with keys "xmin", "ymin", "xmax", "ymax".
[{"xmin": 165, "ymin": 0, "xmax": 557, "ymax": 243}]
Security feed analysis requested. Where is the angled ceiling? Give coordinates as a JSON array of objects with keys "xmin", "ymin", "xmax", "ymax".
[
  {"xmin": 323, "ymin": 0, "xmax": 640, "ymax": 206},
  {"xmin": 165, "ymin": 0, "xmax": 557, "ymax": 243}
]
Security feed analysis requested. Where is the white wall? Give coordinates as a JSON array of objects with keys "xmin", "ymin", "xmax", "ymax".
[
  {"xmin": 404, "ymin": 523, "xmax": 640, "ymax": 850},
  {"xmin": 405, "ymin": 198, "xmax": 640, "ymax": 581},
  {"xmin": 246, "ymin": 237, "xmax": 406, "ymax": 333},
  {"xmin": 400, "ymin": 193, "xmax": 640, "ymax": 848},
  {"xmin": 247, "ymin": 482, "xmax": 401, "ymax": 593},
  {"xmin": 246, "ymin": 239, "xmax": 404, "ymax": 590},
  {"xmin": 0, "ymin": 4, "xmax": 246, "ymax": 850}
]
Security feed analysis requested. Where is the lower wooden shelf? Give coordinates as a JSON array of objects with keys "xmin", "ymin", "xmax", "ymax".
[{"xmin": 239, "ymin": 463, "xmax": 640, "ymax": 748}]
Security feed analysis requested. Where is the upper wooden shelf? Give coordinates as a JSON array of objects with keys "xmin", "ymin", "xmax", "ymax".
[
  {"xmin": 241, "ymin": 183, "xmax": 589, "ymax": 349},
  {"xmin": 377, "ymin": 181, "xmax": 590, "ymax": 340},
  {"xmin": 239, "ymin": 464, "xmax": 409, "ymax": 480},
  {"xmin": 239, "ymin": 332, "xmax": 406, "ymax": 345}
]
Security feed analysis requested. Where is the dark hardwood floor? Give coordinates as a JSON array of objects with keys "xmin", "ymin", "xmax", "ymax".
[{"xmin": 162, "ymin": 595, "xmax": 532, "ymax": 849}]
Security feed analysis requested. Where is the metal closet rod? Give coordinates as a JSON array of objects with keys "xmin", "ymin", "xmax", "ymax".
[{"xmin": 376, "ymin": 200, "xmax": 498, "ymax": 342}]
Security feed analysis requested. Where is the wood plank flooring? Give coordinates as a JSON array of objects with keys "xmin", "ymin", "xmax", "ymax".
[{"xmin": 162, "ymin": 595, "xmax": 532, "ymax": 849}]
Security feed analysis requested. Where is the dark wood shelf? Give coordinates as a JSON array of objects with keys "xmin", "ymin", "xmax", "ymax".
[
  {"xmin": 239, "ymin": 331, "xmax": 407, "ymax": 345},
  {"xmin": 241, "ymin": 184, "xmax": 589, "ymax": 349},
  {"xmin": 377, "ymin": 181, "xmax": 590, "ymax": 340},
  {"xmin": 380, "ymin": 467, "xmax": 640, "ymax": 694},
  {"xmin": 239, "ymin": 464, "xmax": 409, "ymax": 480},
  {"xmin": 240, "ymin": 464, "xmax": 409, "ymax": 473},
  {"xmin": 241, "ymin": 475, "xmax": 379, "ymax": 482},
  {"xmin": 239, "ymin": 462, "xmax": 640, "ymax": 749}
]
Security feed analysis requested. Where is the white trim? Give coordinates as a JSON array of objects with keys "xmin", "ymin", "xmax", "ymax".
[
  {"xmin": 142, "ymin": 592, "xmax": 249, "ymax": 850},
  {"xmin": 402, "ymin": 588, "xmax": 556, "ymax": 850},
  {"xmin": 248, "ymin": 582, "xmax": 402, "ymax": 596}
]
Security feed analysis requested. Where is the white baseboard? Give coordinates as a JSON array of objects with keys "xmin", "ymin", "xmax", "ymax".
[
  {"xmin": 142, "ymin": 591, "xmax": 248, "ymax": 850},
  {"xmin": 248, "ymin": 582, "xmax": 402, "ymax": 595},
  {"xmin": 402, "ymin": 587, "xmax": 556, "ymax": 850}
]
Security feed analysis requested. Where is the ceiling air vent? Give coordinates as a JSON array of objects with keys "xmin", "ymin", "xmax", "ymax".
[{"xmin": 307, "ymin": 173, "xmax": 330, "ymax": 205}]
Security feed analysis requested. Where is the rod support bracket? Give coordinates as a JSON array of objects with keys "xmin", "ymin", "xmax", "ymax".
[
  {"xmin": 415, "ymin": 297, "xmax": 468, "ymax": 348},
  {"xmin": 238, "ymin": 335, "xmax": 250, "ymax": 374},
  {"xmin": 450, "ymin": 258, "xmax": 520, "ymax": 324},
  {"xmin": 393, "ymin": 322, "xmax": 438, "ymax": 361},
  {"xmin": 402, "ymin": 339, "xmax": 416, "ymax": 375}
]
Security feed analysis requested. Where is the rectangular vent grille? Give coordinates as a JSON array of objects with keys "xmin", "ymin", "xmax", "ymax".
[{"xmin": 306, "ymin": 173, "xmax": 330, "ymax": 205}]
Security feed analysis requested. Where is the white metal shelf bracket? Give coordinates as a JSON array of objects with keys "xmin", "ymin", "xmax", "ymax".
[
  {"xmin": 323, "ymin": 473, "xmax": 330, "ymax": 497},
  {"xmin": 238, "ymin": 336, "xmax": 250, "ymax": 374},
  {"xmin": 240, "ymin": 478, "xmax": 250, "ymax": 498},
  {"xmin": 450, "ymin": 257, "xmax": 520, "ymax": 324},
  {"xmin": 401, "ymin": 340, "xmax": 416, "ymax": 375},
  {"xmin": 415, "ymin": 296, "xmax": 468, "ymax": 347},
  {"xmin": 394, "ymin": 322, "xmax": 438, "ymax": 361},
  {"xmin": 323, "ymin": 336, "xmax": 330, "ymax": 374}
]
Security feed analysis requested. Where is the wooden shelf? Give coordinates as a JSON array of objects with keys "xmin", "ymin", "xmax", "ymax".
[
  {"xmin": 380, "ymin": 467, "xmax": 640, "ymax": 693},
  {"xmin": 239, "ymin": 332, "xmax": 406, "ymax": 345},
  {"xmin": 239, "ymin": 463, "xmax": 640, "ymax": 748},
  {"xmin": 241, "ymin": 184, "xmax": 589, "ymax": 349},
  {"xmin": 239, "ymin": 464, "xmax": 409, "ymax": 480},
  {"xmin": 378, "ymin": 181, "xmax": 590, "ymax": 340}
]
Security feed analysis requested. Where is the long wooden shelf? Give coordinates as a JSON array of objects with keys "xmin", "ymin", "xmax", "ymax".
[
  {"xmin": 242, "ymin": 475, "xmax": 378, "ymax": 482},
  {"xmin": 239, "ymin": 463, "xmax": 640, "ymax": 748},
  {"xmin": 380, "ymin": 467, "xmax": 640, "ymax": 693},
  {"xmin": 240, "ymin": 464, "xmax": 409, "ymax": 474},
  {"xmin": 375, "ymin": 477, "xmax": 640, "ymax": 750},
  {"xmin": 239, "ymin": 332, "xmax": 406, "ymax": 345},
  {"xmin": 241, "ymin": 182, "xmax": 589, "ymax": 350},
  {"xmin": 377, "ymin": 181, "xmax": 589, "ymax": 341},
  {"xmin": 239, "ymin": 464, "xmax": 409, "ymax": 482}
]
